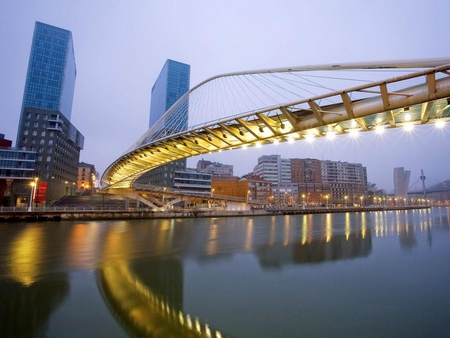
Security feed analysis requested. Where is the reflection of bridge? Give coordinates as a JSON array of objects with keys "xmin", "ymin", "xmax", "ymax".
[{"xmin": 101, "ymin": 59, "xmax": 450, "ymax": 203}]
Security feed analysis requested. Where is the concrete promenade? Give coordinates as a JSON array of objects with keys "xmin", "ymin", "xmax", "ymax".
[{"xmin": 0, "ymin": 205, "xmax": 431, "ymax": 222}]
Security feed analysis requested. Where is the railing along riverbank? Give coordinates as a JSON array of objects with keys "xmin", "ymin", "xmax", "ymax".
[{"xmin": 0, "ymin": 205, "xmax": 431, "ymax": 222}]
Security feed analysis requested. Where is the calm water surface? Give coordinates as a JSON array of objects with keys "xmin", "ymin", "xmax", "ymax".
[{"xmin": 1, "ymin": 208, "xmax": 450, "ymax": 337}]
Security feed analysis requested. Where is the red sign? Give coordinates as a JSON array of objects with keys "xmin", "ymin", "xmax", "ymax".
[{"xmin": 35, "ymin": 182, "xmax": 48, "ymax": 202}]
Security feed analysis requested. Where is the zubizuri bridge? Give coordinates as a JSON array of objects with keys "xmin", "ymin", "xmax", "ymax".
[{"xmin": 101, "ymin": 58, "xmax": 450, "ymax": 209}]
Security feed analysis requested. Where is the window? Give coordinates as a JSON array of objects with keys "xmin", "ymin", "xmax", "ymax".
[
  {"xmin": 33, "ymin": 122, "xmax": 39, "ymax": 128},
  {"xmin": 41, "ymin": 131, "xmax": 46, "ymax": 137},
  {"xmin": 46, "ymin": 156, "xmax": 51, "ymax": 162},
  {"xmin": 24, "ymin": 130, "xmax": 29, "ymax": 135},
  {"xmin": 32, "ymin": 130, "xmax": 37, "ymax": 136}
]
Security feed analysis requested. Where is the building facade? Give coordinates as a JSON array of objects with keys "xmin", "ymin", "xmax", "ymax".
[
  {"xmin": 141, "ymin": 60, "xmax": 190, "ymax": 188},
  {"xmin": 77, "ymin": 162, "xmax": 96, "ymax": 192},
  {"xmin": 253, "ymin": 155, "xmax": 367, "ymax": 206},
  {"xmin": 321, "ymin": 160, "xmax": 367, "ymax": 205},
  {"xmin": 253, "ymin": 155, "xmax": 291, "ymax": 183},
  {"xmin": 0, "ymin": 134, "xmax": 37, "ymax": 206},
  {"xmin": 242, "ymin": 173, "xmax": 272, "ymax": 204},
  {"xmin": 203, "ymin": 162, "xmax": 233, "ymax": 177},
  {"xmin": 173, "ymin": 170, "xmax": 211, "ymax": 195},
  {"xmin": 15, "ymin": 22, "xmax": 84, "ymax": 204},
  {"xmin": 394, "ymin": 167, "xmax": 410, "ymax": 205}
]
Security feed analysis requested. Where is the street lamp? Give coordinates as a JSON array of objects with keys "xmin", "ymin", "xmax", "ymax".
[
  {"xmin": 325, "ymin": 195, "xmax": 329, "ymax": 208},
  {"xmin": 302, "ymin": 194, "xmax": 305, "ymax": 209},
  {"xmin": 360, "ymin": 195, "xmax": 364, "ymax": 207},
  {"xmin": 344, "ymin": 195, "xmax": 348, "ymax": 208},
  {"xmin": 28, "ymin": 178, "xmax": 37, "ymax": 211}
]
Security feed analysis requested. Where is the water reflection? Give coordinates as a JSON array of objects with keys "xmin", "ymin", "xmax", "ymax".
[
  {"xmin": 0, "ymin": 209, "xmax": 449, "ymax": 337},
  {"xmin": 96, "ymin": 212, "xmax": 376, "ymax": 336}
]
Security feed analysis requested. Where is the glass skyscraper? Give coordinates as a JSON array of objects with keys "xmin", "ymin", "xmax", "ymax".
[
  {"xmin": 15, "ymin": 22, "xmax": 84, "ymax": 204},
  {"xmin": 149, "ymin": 59, "xmax": 190, "ymax": 129},
  {"xmin": 142, "ymin": 59, "xmax": 190, "ymax": 188}
]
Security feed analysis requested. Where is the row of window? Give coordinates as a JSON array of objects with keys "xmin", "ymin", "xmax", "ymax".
[{"xmin": 0, "ymin": 160, "xmax": 36, "ymax": 169}]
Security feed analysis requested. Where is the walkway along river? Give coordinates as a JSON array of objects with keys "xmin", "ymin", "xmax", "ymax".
[{"xmin": 0, "ymin": 205, "xmax": 431, "ymax": 222}]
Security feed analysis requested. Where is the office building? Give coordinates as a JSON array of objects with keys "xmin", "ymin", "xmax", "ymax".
[
  {"xmin": 142, "ymin": 59, "xmax": 190, "ymax": 188},
  {"xmin": 173, "ymin": 170, "xmax": 211, "ymax": 195},
  {"xmin": 15, "ymin": 22, "xmax": 84, "ymax": 204}
]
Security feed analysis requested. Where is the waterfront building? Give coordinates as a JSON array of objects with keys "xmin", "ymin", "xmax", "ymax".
[
  {"xmin": 211, "ymin": 176, "xmax": 248, "ymax": 200},
  {"xmin": 253, "ymin": 154, "xmax": 291, "ymax": 187},
  {"xmin": 253, "ymin": 155, "xmax": 367, "ymax": 206},
  {"xmin": 394, "ymin": 167, "xmax": 410, "ymax": 205},
  {"xmin": 0, "ymin": 134, "xmax": 37, "ymax": 206},
  {"xmin": 15, "ymin": 22, "xmax": 84, "ymax": 204},
  {"xmin": 77, "ymin": 162, "xmax": 96, "ymax": 192},
  {"xmin": 291, "ymin": 158, "xmax": 322, "ymax": 183},
  {"xmin": 321, "ymin": 160, "xmax": 367, "ymax": 205},
  {"xmin": 242, "ymin": 173, "xmax": 272, "ymax": 204},
  {"xmin": 173, "ymin": 170, "xmax": 211, "ymax": 195},
  {"xmin": 140, "ymin": 60, "xmax": 190, "ymax": 188}
]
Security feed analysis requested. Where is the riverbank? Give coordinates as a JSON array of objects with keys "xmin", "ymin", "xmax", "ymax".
[{"xmin": 0, "ymin": 205, "xmax": 431, "ymax": 222}]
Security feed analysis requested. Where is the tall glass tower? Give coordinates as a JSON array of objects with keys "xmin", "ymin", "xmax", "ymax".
[
  {"xmin": 15, "ymin": 22, "xmax": 84, "ymax": 204},
  {"xmin": 143, "ymin": 59, "xmax": 190, "ymax": 188},
  {"xmin": 149, "ymin": 59, "xmax": 190, "ymax": 129}
]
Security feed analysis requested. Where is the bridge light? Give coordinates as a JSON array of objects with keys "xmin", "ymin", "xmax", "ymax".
[
  {"xmin": 222, "ymin": 133, "xmax": 227, "ymax": 138},
  {"xmin": 273, "ymin": 139, "xmax": 279, "ymax": 145},
  {"xmin": 436, "ymin": 119, "xmax": 446, "ymax": 129},
  {"xmin": 259, "ymin": 126, "xmax": 264, "ymax": 133},
  {"xmin": 326, "ymin": 131, "xmax": 336, "ymax": 140},
  {"xmin": 305, "ymin": 134, "xmax": 315, "ymax": 143},
  {"xmin": 280, "ymin": 123, "xmax": 285, "ymax": 129},
  {"xmin": 375, "ymin": 125, "xmax": 385, "ymax": 134},
  {"xmin": 256, "ymin": 141, "xmax": 261, "ymax": 147},
  {"xmin": 349, "ymin": 129, "xmax": 359, "ymax": 138},
  {"xmin": 207, "ymin": 136, "xmax": 212, "ymax": 141},
  {"xmin": 403, "ymin": 122, "xmax": 414, "ymax": 131},
  {"xmin": 239, "ymin": 129, "xmax": 244, "ymax": 136},
  {"xmin": 242, "ymin": 144, "xmax": 248, "ymax": 149},
  {"xmin": 288, "ymin": 136, "xmax": 295, "ymax": 143}
]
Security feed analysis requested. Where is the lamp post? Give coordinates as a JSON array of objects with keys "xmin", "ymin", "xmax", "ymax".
[
  {"xmin": 302, "ymin": 194, "xmax": 305, "ymax": 209},
  {"xmin": 28, "ymin": 179, "xmax": 37, "ymax": 211},
  {"xmin": 325, "ymin": 195, "xmax": 329, "ymax": 208},
  {"xmin": 344, "ymin": 195, "xmax": 348, "ymax": 208}
]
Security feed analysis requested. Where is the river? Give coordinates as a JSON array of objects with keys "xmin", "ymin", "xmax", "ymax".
[{"xmin": 1, "ymin": 208, "xmax": 449, "ymax": 337}]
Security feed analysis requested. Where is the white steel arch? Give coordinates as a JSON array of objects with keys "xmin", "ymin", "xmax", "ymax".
[{"xmin": 102, "ymin": 58, "xmax": 450, "ymax": 190}]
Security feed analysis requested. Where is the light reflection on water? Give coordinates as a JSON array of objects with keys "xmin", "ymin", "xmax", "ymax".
[{"xmin": 0, "ymin": 208, "xmax": 449, "ymax": 337}]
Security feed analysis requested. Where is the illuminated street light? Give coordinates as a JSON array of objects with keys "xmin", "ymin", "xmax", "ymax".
[
  {"xmin": 344, "ymin": 195, "xmax": 348, "ymax": 208},
  {"xmin": 28, "ymin": 178, "xmax": 38, "ymax": 212}
]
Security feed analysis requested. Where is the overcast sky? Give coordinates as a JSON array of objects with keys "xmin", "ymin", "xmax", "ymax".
[{"xmin": 1, "ymin": 0, "xmax": 449, "ymax": 192}]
